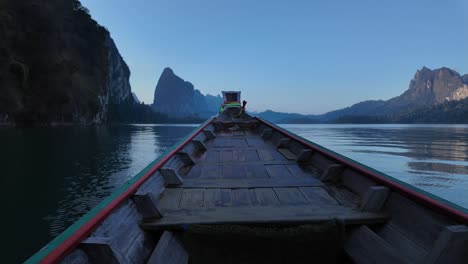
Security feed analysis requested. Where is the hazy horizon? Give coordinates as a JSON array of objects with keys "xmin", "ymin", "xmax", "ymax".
[{"xmin": 80, "ymin": 0, "xmax": 468, "ymax": 114}]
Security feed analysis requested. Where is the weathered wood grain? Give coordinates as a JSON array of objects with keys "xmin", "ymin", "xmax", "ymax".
[
  {"xmin": 176, "ymin": 151, "xmax": 194, "ymax": 165},
  {"xmin": 132, "ymin": 192, "xmax": 162, "ymax": 221},
  {"xmin": 203, "ymin": 129, "xmax": 216, "ymax": 140},
  {"xmin": 344, "ymin": 225, "xmax": 411, "ymax": 264},
  {"xmin": 245, "ymin": 164, "xmax": 269, "ymax": 178},
  {"xmin": 192, "ymin": 139, "xmax": 207, "ymax": 151},
  {"xmin": 255, "ymin": 188, "xmax": 280, "ymax": 206},
  {"xmin": 261, "ymin": 128, "xmax": 273, "ymax": 139},
  {"xmin": 220, "ymin": 150, "xmax": 234, "ymax": 162},
  {"xmin": 141, "ymin": 205, "xmax": 389, "ymax": 228},
  {"xmin": 274, "ymin": 187, "xmax": 309, "ymax": 205},
  {"xmin": 310, "ymin": 153, "xmax": 336, "ymax": 172},
  {"xmin": 135, "ymin": 172, "xmax": 165, "ymax": 197},
  {"xmin": 158, "ymin": 188, "xmax": 183, "ymax": 210},
  {"xmin": 287, "ymin": 140, "xmax": 306, "ymax": 156},
  {"xmin": 377, "ymin": 223, "xmax": 427, "ymax": 263},
  {"xmin": 299, "ymin": 187, "xmax": 340, "ymax": 205},
  {"xmin": 160, "ymin": 168, "xmax": 183, "ymax": 186},
  {"xmin": 384, "ymin": 192, "xmax": 456, "ymax": 250},
  {"xmin": 296, "ymin": 149, "xmax": 313, "ymax": 162},
  {"xmin": 265, "ymin": 164, "xmax": 293, "ymax": 178},
  {"xmin": 179, "ymin": 188, "xmax": 204, "ymax": 209},
  {"xmin": 423, "ymin": 225, "xmax": 468, "ymax": 264},
  {"xmin": 320, "ymin": 164, "xmax": 344, "ymax": 182},
  {"xmin": 245, "ymin": 138, "xmax": 265, "ymax": 147},
  {"xmin": 184, "ymin": 164, "xmax": 201, "ymax": 179},
  {"xmin": 147, "ymin": 231, "xmax": 188, "ymax": 264},
  {"xmin": 231, "ymin": 189, "xmax": 252, "ymax": 206},
  {"xmin": 341, "ymin": 168, "xmax": 376, "ymax": 196},
  {"xmin": 360, "ymin": 186, "xmax": 390, "ymax": 212},
  {"xmin": 223, "ymin": 164, "xmax": 247, "ymax": 179},
  {"xmin": 81, "ymin": 236, "xmax": 127, "ymax": 263},
  {"xmin": 200, "ymin": 165, "xmax": 222, "ymax": 179},
  {"xmin": 180, "ymin": 177, "xmax": 322, "ymax": 188},
  {"xmin": 277, "ymin": 148, "xmax": 296, "ymax": 160},
  {"xmin": 325, "ymin": 185, "xmax": 361, "ymax": 207}
]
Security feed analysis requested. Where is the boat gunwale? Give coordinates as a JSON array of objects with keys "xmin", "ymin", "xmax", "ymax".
[
  {"xmin": 26, "ymin": 117, "xmax": 216, "ymax": 264},
  {"xmin": 255, "ymin": 117, "xmax": 468, "ymax": 224}
]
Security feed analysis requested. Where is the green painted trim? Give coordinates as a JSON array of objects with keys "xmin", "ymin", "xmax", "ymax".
[
  {"xmin": 25, "ymin": 118, "xmax": 214, "ymax": 263},
  {"xmin": 223, "ymin": 103, "xmax": 241, "ymax": 107},
  {"xmin": 258, "ymin": 117, "xmax": 468, "ymax": 214}
]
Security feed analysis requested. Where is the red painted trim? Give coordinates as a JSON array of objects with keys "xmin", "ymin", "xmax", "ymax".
[
  {"xmin": 40, "ymin": 117, "xmax": 215, "ymax": 264},
  {"xmin": 256, "ymin": 118, "xmax": 468, "ymax": 224}
]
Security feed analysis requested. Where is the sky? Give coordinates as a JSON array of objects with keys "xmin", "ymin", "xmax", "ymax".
[{"xmin": 80, "ymin": 0, "xmax": 468, "ymax": 114}]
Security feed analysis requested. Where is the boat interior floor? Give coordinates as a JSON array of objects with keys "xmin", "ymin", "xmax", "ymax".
[{"xmin": 141, "ymin": 123, "xmax": 387, "ymax": 230}]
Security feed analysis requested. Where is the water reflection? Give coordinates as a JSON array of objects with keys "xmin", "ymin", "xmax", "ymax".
[
  {"xmin": 3, "ymin": 123, "xmax": 468, "ymax": 263},
  {"xmin": 0, "ymin": 124, "xmax": 196, "ymax": 263},
  {"xmin": 281, "ymin": 124, "xmax": 468, "ymax": 209}
]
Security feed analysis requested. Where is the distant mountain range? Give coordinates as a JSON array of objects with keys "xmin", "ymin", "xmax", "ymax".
[{"xmin": 256, "ymin": 67, "xmax": 468, "ymax": 123}]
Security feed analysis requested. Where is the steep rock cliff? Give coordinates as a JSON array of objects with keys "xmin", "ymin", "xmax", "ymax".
[
  {"xmin": 0, "ymin": 0, "xmax": 133, "ymax": 125},
  {"xmin": 321, "ymin": 67, "xmax": 468, "ymax": 120},
  {"xmin": 152, "ymin": 68, "xmax": 222, "ymax": 118}
]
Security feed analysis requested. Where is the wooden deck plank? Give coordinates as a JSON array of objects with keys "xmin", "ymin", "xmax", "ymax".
[
  {"xmin": 299, "ymin": 187, "xmax": 340, "ymax": 205},
  {"xmin": 249, "ymin": 189, "xmax": 259, "ymax": 206},
  {"xmin": 245, "ymin": 138, "xmax": 266, "ymax": 147},
  {"xmin": 219, "ymin": 189, "xmax": 232, "ymax": 206},
  {"xmin": 325, "ymin": 185, "xmax": 361, "ymax": 207},
  {"xmin": 200, "ymin": 150, "xmax": 220, "ymax": 162},
  {"xmin": 244, "ymin": 149, "xmax": 259, "ymax": 161},
  {"xmin": 195, "ymin": 160, "xmax": 299, "ymax": 166},
  {"xmin": 231, "ymin": 189, "xmax": 251, "ymax": 206},
  {"xmin": 255, "ymin": 188, "xmax": 280, "ymax": 206},
  {"xmin": 179, "ymin": 189, "xmax": 204, "ymax": 209},
  {"xmin": 203, "ymin": 188, "xmax": 219, "ymax": 208},
  {"xmin": 265, "ymin": 165, "xmax": 293, "ymax": 179},
  {"xmin": 181, "ymin": 177, "xmax": 322, "ymax": 188},
  {"xmin": 141, "ymin": 205, "xmax": 389, "ymax": 229},
  {"xmin": 220, "ymin": 150, "xmax": 234, "ymax": 162},
  {"xmin": 222, "ymin": 164, "xmax": 246, "ymax": 179},
  {"xmin": 274, "ymin": 187, "xmax": 309, "ymax": 205},
  {"xmin": 285, "ymin": 164, "xmax": 312, "ymax": 177},
  {"xmin": 257, "ymin": 149, "xmax": 285, "ymax": 161},
  {"xmin": 245, "ymin": 164, "xmax": 269, "ymax": 178},
  {"xmin": 200, "ymin": 165, "xmax": 222, "ymax": 179},
  {"xmin": 212, "ymin": 138, "xmax": 248, "ymax": 148},
  {"xmin": 158, "ymin": 188, "xmax": 183, "ymax": 210},
  {"xmin": 184, "ymin": 165, "xmax": 201, "ymax": 178}
]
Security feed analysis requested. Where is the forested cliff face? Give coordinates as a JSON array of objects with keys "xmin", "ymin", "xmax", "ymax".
[{"xmin": 0, "ymin": 0, "xmax": 133, "ymax": 125}]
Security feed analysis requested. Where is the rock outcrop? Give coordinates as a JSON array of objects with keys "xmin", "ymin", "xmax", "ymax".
[
  {"xmin": 257, "ymin": 66, "xmax": 468, "ymax": 123},
  {"xmin": 391, "ymin": 67, "xmax": 468, "ymax": 106},
  {"xmin": 152, "ymin": 68, "xmax": 222, "ymax": 118},
  {"xmin": 322, "ymin": 67, "xmax": 468, "ymax": 120},
  {"xmin": 0, "ymin": 0, "xmax": 133, "ymax": 125}
]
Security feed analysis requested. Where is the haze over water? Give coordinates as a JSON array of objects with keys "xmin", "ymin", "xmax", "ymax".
[{"xmin": 2, "ymin": 124, "xmax": 468, "ymax": 262}]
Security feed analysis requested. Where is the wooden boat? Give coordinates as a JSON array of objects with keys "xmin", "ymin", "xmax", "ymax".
[{"xmin": 27, "ymin": 91, "xmax": 468, "ymax": 264}]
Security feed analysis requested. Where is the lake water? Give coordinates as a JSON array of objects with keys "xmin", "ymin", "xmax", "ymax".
[{"xmin": 2, "ymin": 124, "xmax": 468, "ymax": 263}]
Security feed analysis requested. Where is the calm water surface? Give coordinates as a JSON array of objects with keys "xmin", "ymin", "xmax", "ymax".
[{"xmin": 2, "ymin": 124, "xmax": 468, "ymax": 263}]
